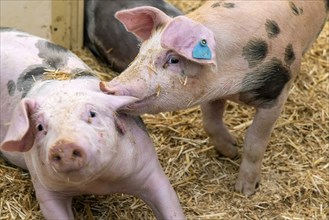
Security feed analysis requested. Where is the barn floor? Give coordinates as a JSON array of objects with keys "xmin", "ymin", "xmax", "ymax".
[{"xmin": 1, "ymin": 1, "xmax": 328, "ymax": 219}]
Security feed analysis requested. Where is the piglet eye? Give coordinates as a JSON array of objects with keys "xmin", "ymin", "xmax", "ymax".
[
  {"xmin": 163, "ymin": 56, "xmax": 180, "ymax": 69},
  {"xmin": 37, "ymin": 124, "xmax": 43, "ymax": 131},
  {"xmin": 168, "ymin": 57, "xmax": 179, "ymax": 64},
  {"xmin": 89, "ymin": 111, "xmax": 96, "ymax": 118}
]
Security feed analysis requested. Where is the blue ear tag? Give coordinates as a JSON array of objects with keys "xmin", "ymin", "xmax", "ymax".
[{"xmin": 192, "ymin": 39, "xmax": 212, "ymax": 60}]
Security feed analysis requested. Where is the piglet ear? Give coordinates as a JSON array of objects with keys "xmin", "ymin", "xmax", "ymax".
[
  {"xmin": 161, "ymin": 16, "xmax": 217, "ymax": 67},
  {"xmin": 107, "ymin": 95, "xmax": 139, "ymax": 110},
  {"xmin": 115, "ymin": 6, "xmax": 172, "ymax": 41},
  {"xmin": 1, "ymin": 98, "xmax": 37, "ymax": 152},
  {"xmin": 99, "ymin": 83, "xmax": 139, "ymax": 110}
]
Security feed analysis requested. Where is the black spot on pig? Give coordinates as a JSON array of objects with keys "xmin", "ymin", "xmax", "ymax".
[
  {"xmin": 239, "ymin": 58, "xmax": 291, "ymax": 108},
  {"xmin": 325, "ymin": 0, "xmax": 329, "ymax": 11},
  {"xmin": 284, "ymin": 44, "xmax": 295, "ymax": 65},
  {"xmin": 289, "ymin": 1, "xmax": 303, "ymax": 16},
  {"xmin": 211, "ymin": 2, "xmax": 221, "ymax": 8},
  {"xmin": 35, "ymin": 40, "xmax": 68, "ymax": 70},
  {"xmin": 242, "ymin": 39, "xmax": 268, "ymax": 68},
  {"xmin": 265, "ymin": 19, "xmax": 280, "ymax": 38},
  {"xmin": 17, "ymin": 66, "xmax": 46, "ymax": 98},
  {"xmin": 7, "ymin": 80, "xmax": 16, "ymax": 96},
  {"xmin": 223, "ymin": 3, "xmax": 235, "ymax": 8}
]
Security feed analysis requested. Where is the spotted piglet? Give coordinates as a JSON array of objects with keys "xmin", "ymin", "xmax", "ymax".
[
  {"xmin": 102, "ymin": 1, "xmax": 328, "ymax": 195},
  {"xmin": 0, "ymin": 28, "xmax": 184, "ymax": 219}
]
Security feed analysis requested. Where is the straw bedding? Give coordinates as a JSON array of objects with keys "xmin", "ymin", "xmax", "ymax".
[{"xmin": 0, "ymin": 1, "xmax": 328, "ymax": 219}]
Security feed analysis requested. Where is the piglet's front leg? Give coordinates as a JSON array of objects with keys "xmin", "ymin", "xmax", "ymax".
[
  {"xmin": 201, "ymin": 99, "xmax": 238, "ymax": 158},
  {"xmin": 137, "ymin": 164, "xmax": 185, "ymax": 220},
  {"xmin": 33, "ymin": 178, "xmax": 74, "ymax": 219}
]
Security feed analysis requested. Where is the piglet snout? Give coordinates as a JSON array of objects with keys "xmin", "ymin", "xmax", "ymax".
[
  {"xmin": 49, "ymin": 141, "xmax": 87, "ymax": 173},
  {"xmin": 100, "ymin": 81, "xmax": 128, "ymax": 96}
]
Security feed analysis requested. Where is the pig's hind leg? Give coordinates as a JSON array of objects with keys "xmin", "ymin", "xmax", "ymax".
[{"xmin": 201, "ymin": 99, "xmax": 238, "ymax": 158}]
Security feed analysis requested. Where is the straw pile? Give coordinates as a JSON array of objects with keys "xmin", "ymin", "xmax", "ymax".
[{"xmin": 1, "ymin": 1, "xmax": 328, "ymax": 219}]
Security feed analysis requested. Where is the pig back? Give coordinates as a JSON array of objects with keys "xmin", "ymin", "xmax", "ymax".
[{"xmin": 191, "ymin": 1, "xmax": 328, "ymax": 60}]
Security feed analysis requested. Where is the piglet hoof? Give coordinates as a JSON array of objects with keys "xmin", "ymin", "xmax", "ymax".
[
  {"xmin": 215, "ymin": 143, "xmax": 238, "ymax": 159},
  {"xmin": 234, "ymin": 171, "xmax": 260, "ymax": 196},
  {"xmin": 211, "ymin": 135, "xmax": 238, "ymax": 159}
]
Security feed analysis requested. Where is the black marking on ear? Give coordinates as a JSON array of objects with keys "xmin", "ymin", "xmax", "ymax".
[
  {"xmin": 35, "ymin": 40, "xmax": 68, "ymax": 69},
  {"xmin": 239, "ymin": 58, "xmax": 291, "ymax": 108},
  {"xmin": 223, "ymin": 3, "xmax": 235, "ymax": 8},
  {"xmin": 17, "ymin": 66, "xmax": 46, "ymax": 98},
  {"xmin": 242, "ymin": 38, "xmax": 268, "ymax": 68},
  {"xmin": 7, "ymin": 80, "xmax": 16, "ymax": 96},
  {"xmin": 211, "ymin": 2, "xmax": 221, "ymax": 8},
  {"xmin": 265, "ymin": 19, "xmax": 280, "ymax": 38},
  {"xmin": 325, "ymin": 0, "xmax": 329, "ymax": 11},
  {"xmin": 289, "ymin": 1, "xmax": 303, "ymax": 16},
  {"xmin": 284, "ymin": 44, "xmax": 296, "ymax": 66}
]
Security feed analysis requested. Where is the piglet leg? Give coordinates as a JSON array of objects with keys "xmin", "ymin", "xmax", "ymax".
[
  {"xmin": 138, "ymin": 164, "xmax": 185, "ymax": 220},
  {"xmin": 32, "ymin": 178, "xmax": 74, "ymax": 219},
  {"xmin": 235, "ymin": 98, "xmax": 286, "ymax": 196},
  {"xmin": 201, "ymin": 99, "xmax": 238, "ymax": 158}
]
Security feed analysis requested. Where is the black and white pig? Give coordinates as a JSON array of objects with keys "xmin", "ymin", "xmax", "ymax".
[
  {"xmin": 0, "ymin": 28, "xmax": 184, "ymax": 219},
  {"xmin": 84, "ymin": 0, "xmax": 182, "ymax": 72},
  {"xmin": 101, "ymin": 1, "xmax": 328, "ymax": 196}
]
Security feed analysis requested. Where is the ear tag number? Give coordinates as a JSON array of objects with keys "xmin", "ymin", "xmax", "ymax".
[{"xmin": 192, "ymin": 39, "xmax": 212, "ymax": 60}]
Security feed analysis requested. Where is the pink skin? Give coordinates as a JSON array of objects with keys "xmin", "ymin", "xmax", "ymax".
[
  {"xmin": 103, "ymin": 2, "xmax": 328, "ymax": 195},
  {"xmin": 0, "ymin": 31, "xmax": 184, "ymax": 219}
]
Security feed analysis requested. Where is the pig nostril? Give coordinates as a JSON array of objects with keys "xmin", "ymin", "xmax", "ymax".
[{"xmin": 72, "ymin": 150, "xmax": 82, "ymax": 158}]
